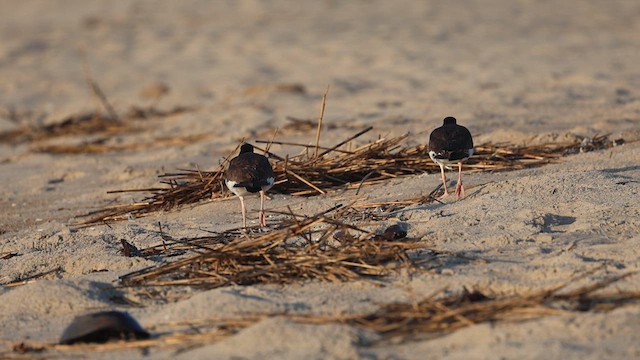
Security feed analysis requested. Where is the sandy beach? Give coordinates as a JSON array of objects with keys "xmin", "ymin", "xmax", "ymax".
[{"xmin": 1, "ymin": 1, "xmax": 640, "ymax": 358}]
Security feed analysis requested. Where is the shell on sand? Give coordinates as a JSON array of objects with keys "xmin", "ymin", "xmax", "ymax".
[{"xmin": 59, "ymin": 311, "xmax": 150, "ymax": 345}]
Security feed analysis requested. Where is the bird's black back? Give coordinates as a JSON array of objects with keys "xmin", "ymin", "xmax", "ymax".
[
  {"xmin": 226, "ymin": 152, "xmax": 274, "ymax": 193},
  {"xmin": 428, "ymin": 118, "xmax": 474, "ymax": 161}
]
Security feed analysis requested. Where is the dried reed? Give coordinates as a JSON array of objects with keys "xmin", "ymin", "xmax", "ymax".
[
  {"xmin": 78, "ymin": 128, "xmax": 619, "ymax": 226},
  {"xmin": 118, "ymin": 205, "xmax": 423, "ymax": 289},
  {"xmin": 33, "ymin": 132, "xmax": 210, "ymax": 155},
  {"xmin": 0, "ymin": 105, "xmax": 195, "ymax": 145},
  {"xmin": 296, "ymin": 271, "xmax": 640, "ymax": 343},
  {"xmin": 1, "ymin": 57, "xmax": 195, "ymax": 147},
  {"xmin": 7, "ymin": 272, "xmax": 638, "ymax": 357}
]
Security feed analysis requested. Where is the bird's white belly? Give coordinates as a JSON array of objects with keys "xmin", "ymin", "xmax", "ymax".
[
  {"xmin": 428, "ymin": 149, "xmax": 474, "ymax": 169},
  {"xmin": 225, "ymin": 177, "xmax": 275, "ymax": 197}
]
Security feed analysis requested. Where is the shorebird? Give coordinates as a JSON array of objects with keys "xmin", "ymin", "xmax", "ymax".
[
  {"xmin": 428, "ymin": 116, "xmax": 474, "ymax": 199},
  {"xmin": 225, "ymin": 143, "xmax": 275, "ymax": 228}
]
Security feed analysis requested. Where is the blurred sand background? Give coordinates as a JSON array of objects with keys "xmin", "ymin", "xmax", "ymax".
[{"xmin": 1, "ymin": 0, "xmax": 640, "ymax": 358}]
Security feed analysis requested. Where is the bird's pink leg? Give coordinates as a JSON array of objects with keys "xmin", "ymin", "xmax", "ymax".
[
  {"xmin": 239, "ymin": 196, "xmax": 247, "ymax": 229},
  {"xmin": 259, "ymin": 190, "xmax": 267, "ymax": 227},
  {"xmin": 439, "ymin": 164, "xmax": 449, "ymax": 197},
  {"xmin": 455, "ymin": 161, "xmax": 465, "ymax": 199}
]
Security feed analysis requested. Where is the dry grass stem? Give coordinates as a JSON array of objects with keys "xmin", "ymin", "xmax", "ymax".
[
  {"xmin": 118, "ymin": 205, "xmax": 422, "ymax": 289},
  {"xmin": 0, "ymin": 105, "xmax": 196, "ymax": 146},
  {"xmin": 8, "ymin": 272, "xmax": 638, "ymax": 357},
  {"xmin": 314, "ymin": 85, "xmax": 329, "ymax": 158},
  {"xmin": 82, "ymin": 55, "xmax": 119, "ymax": 122},
  {"xmin": 79, "ymin": 129, "xmax": 620, "ymax": 225}
]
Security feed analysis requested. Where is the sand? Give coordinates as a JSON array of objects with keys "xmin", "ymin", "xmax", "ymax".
[{"xmin": 1, "ymin": 0, "xmax": 639, "ymax": 358}]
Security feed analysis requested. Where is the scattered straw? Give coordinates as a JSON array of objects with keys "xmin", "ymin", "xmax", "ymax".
[
  {"xmin": 0, "ymin": 105, "xmax": 196, "ymax": 146},
  {"xmin": 297, "ymin": 271, "xmax": 640, "ymax": 343},
  {"xmin": 33, "ymin": 133, "xmax": 211, "ymax": 155},
  {"xmin": 118, "ymin": 205, "xmax": 423, "ymax": 289},
  {"xmin": 0, "ymin": 56, "xmax": 196, "ymax": 147},
  {"xmin": 78, "ymin": 128, "xmax": 620, "ymax": 226},
  {"xmin": 7, "ymin": 272, "xmax": 638, "ymax": 357}
]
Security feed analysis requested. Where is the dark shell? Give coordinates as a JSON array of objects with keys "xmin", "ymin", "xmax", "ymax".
[
  {"xmin": 372, "ymin": 224, "xmax": 408, "ymax": 241},
  {"xmin": 120, "ymin": 239, "xmax": 141, "ymax": 257},
  {"xmin": 59, "ymin": 311, "xmax": 150, "ymax": 345},
  {"xmin": 460, "ymin": 288, "xmax": 491, "ymax": 303},
  {"xmin": 382, "ymin": 224, "xmax": 408, "ymax": 240}
]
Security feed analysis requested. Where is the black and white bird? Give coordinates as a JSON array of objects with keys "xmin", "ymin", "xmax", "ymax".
[
  {"xmin": 225, "ymin": 143, "xmax": 275, "ymax": 228},
  {"xmin": 428, "ymin": 117, "xmax": 474, "ymax": 199}
]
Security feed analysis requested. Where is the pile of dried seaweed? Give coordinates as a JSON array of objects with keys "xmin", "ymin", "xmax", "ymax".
[
  {"xmin": 0, "ymin": 62, "xmax": 196, "ymax": 152},
  {"xmin": 316, "ymin": 271, "xmax": 639, "ymax": 343},
  {"xmin": 118, "ymin": 205, "xmax": 422, "ymax": 289},
  {"xmin": 79, "ymin": 126, "xmax": 620, "ymax": 225},
  {"xmin": 0, "ymin": 105, "xmax": 195, "ymax": 146},
  {"xmin": 8, "ymin": 272, "xmax": 638, "ymax": 357}
]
